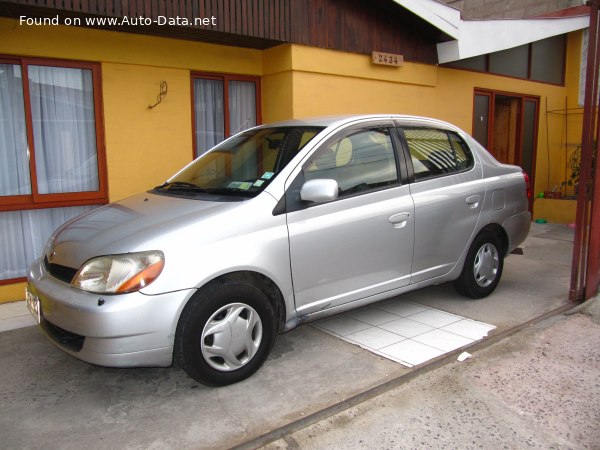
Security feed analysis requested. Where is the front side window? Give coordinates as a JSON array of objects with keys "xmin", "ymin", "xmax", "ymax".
[
  {"xmin": 0, "ymin": 57, "xmax": 106, "ymax": 282},
  {"xmin": 304, "ymin": 128, "xmax": 399, "ymax": 197},
  {"xmin": 403, "ymin": 128, "xmax": 473, "ymax": 181},
  {"xmin": 154, "ymin": 126, "xmax": 323, "ymax": 199},
  {"xmin": 193, "ymin": 74, "xmax": 260, "ymax": 157}
]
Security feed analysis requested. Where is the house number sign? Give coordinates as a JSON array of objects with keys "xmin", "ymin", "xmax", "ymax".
[{"xmin": 371, "ymin": 51, "xmax": 404, "ymax": 67}]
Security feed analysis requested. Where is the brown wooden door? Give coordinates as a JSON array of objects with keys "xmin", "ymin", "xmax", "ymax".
[{"xmin": 492, "ymin": 96, "xmax": 520, "ymax": 165}]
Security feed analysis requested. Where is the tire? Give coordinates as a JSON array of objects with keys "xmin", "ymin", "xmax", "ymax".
[
  {"xmin": 174, "ymin": 279, "xmax": 276, "ymax": 386},
  {"xmin": 453, "ymin": 231, "xmax": 504, "ymax": 299}
]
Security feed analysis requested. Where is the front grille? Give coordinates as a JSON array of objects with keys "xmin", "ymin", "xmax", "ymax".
[
  {"xmin": 44, "ymin": 256, "xmax": 77, "ymax": 284},
  {"xmin": 40, "ymin": 317, "xmax": 85, "ymax": 352}
]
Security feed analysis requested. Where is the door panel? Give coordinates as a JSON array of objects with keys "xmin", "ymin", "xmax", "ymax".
[
  {"xmin": 409, "ymin": 172, "xmax": 484, "ymax": 283},
  {"xmin": 286, "ymin": 125, "xmax": 414, "ymax": 315},
  {"xmin": 288, "ymin": 186, "xmax": 415, "ymax": 315}
]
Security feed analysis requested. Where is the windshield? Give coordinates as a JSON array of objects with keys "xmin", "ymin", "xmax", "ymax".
[{"xmin": 153, "ymin": 126, "xmax": 324, "ymax": 199}]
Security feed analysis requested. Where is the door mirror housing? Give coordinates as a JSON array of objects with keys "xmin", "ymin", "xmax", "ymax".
[{"xmin": 300, "ymin": 179, "xmax": 339, "ymax": 203}]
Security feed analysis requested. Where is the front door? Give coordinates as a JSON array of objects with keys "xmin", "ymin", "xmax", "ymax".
[{"xmin": 285, "ymin": 124, "xmax": 415, "ymax": 316}]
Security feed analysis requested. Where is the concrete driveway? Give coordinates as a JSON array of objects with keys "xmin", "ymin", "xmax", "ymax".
[{"xmin": 0, "ymin": 223, "xmax": 574, "ymax": 449}]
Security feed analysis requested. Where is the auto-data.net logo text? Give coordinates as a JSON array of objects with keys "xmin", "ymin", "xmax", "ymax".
[{"xmin": 19, "ymin": 15, "xmax": 217, "ymax": 27}]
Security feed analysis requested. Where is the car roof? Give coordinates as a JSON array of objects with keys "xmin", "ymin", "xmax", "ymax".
[{"xmin": 256, "ymin": 114, "xmax": 460, "ymax": 131}]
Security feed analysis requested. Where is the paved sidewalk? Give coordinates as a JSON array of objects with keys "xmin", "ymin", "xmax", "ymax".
[{"xmin": 262, "ymin": 298, "xmax": 600, "ymax": 449}]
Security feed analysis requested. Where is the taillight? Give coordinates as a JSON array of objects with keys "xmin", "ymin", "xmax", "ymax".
[{"xmin": 522, "ymin": 171, "xmax": 531, "ymax": 198}]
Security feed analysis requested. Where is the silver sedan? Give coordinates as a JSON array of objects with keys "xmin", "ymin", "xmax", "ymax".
[{"xmin": 27, "ymin": 115, "xmax": 531, "ymax": 385}]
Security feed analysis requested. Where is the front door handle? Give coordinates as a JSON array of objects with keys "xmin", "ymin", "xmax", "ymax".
[
  {"xmin": 389, "ymin": 212, "xmax": 411, "ymax": 228},
  {"xmin": 466, "ymin": 195, "xmax": 481, "ymax": 209}
]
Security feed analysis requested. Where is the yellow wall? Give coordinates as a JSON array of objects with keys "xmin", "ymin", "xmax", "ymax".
[
  {"xmin": 0, "ymin": 18, "xmax": 583, "ymax": 301},
  {"xmin": 102, "ymin": 63, "xmax": 194, "ymax": 200},
  {"xmin": 0, "ymin": 283, "xmax": 26, "ymax": 306},
  {"xmin": 533, "ymin": 198, "xmax": 577, "ymax": 224},
  {"xmin": 262, "ymin": 46, "xmax": 295, "ymax": 123}
]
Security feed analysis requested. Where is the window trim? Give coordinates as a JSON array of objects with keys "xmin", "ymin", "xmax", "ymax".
[
  {"xmin": 0, "ymin": 278, "xmax": 24, "ymax": 287},
  {"xmin": 190, "ymin": 72, "xmax": 262, "ymax": 159},
  {"xmin": 0, "ymin": 55, "xmax": 108, "ymax": 212}
]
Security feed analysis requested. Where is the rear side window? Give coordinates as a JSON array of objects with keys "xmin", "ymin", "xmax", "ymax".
[
  {"xmin": 403, "ymin": 128, "xmax": 474, "ymax": 181},
  {"xmin": 304, "ymin": 128, "xmax": 399, "ymax": 197}
]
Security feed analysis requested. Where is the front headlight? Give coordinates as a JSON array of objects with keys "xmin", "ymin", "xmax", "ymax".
[{"xmin": 72, "ymin": 251, "xmax": 165, "ymax": 294}]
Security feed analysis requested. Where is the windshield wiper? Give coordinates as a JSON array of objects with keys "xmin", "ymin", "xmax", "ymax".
[
  {"xmin": 153, "ymin": 182, "xmax": 254, "ymax": 197},
  {"xmin": 154, "ymin": 181, "xmax": 207, "ymax": 192}
]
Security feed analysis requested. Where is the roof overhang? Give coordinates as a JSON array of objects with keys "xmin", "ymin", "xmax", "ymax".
[
  {"xmin": 394, "ymin": 0, "xmax": 590, "ymax": 64},
  {"xmin": 437, "ymin": 16, "xmax": 590, "ymax": 64},
  {"xmin": 392, "ymin": 0, "xmax": 461, "ymax": 40}
]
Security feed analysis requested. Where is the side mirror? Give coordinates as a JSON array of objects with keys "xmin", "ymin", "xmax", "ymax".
[{"xmin": 300, "ymin": 179, "xmax": 339, "ymax": 203}]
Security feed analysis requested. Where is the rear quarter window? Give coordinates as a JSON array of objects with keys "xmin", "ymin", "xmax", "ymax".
[{"xmin": 402, "ymin": 128, "xmax": 474, "ymax": 181}]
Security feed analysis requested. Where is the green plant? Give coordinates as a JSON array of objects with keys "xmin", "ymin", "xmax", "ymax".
[
  {"xmin": 562, "ymin": 143, "xmax": 597, "ymax": 194},
  {"xmin": 562, "ymin": 146, "xmax": 581, "ymax": 190}
]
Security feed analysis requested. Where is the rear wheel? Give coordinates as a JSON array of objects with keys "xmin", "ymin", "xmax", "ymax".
[
  {"xmin": 175, "ymin": 280, "xmax": 276, "ymax": 386},
  {"xmin": 454, "ymin": 231, "xmax": 504, "ymax": 299}
]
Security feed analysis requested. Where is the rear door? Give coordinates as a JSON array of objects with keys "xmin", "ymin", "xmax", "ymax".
[
  {"xmin": 398, "ymin": 126, "xmax": 484, "ymax": 283},
  {"xmin": 285, "ymin": 122, "xmax": 415, "ymax": 316}
]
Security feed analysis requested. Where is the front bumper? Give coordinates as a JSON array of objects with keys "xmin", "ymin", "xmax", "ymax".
[{"xmin": 27, "ymin": 257, "xmax": 195, "ymax": 368}]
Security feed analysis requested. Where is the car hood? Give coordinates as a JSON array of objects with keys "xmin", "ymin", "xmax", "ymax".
[{"xmin": 47, "ymin": 192, "xmax": 242, "ymax": 269}]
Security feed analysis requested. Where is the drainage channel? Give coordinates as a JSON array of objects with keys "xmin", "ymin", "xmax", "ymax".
[{"xmin": 230, "ymin": 301, "xmax": 576, "ymax": 450}]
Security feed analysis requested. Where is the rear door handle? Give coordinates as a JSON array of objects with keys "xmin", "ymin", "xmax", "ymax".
[
  {"xmin": 466, "ymin": 195, "xmax": 481, "ymax": 208},
  {"xmin": 389, "ymin": 212, "xmax": 411, "ymax": 228}
]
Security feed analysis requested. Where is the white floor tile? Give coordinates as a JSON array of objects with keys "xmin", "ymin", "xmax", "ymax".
[
  {"xmin": 373, "ymin": 300, "xmax": 427, "ymax": 317},
  {"xmin": 343, "ymin": 307, "xmax": 398, "ymax": 326},
  {"xmin": 379, "ymin": 339, "xmax": 446, "ymax": 366},
  {"xmin": 312, "ymin": 302, "xmax": 495, "ymax": 369},
  {"xmin": 313, "ymin": 316, "xmax": 372, "ymax": 336},
  {"xmin": 412, "ymin": 329, "xmax": 474, "ymax": 352},
  {"xmin": 0, "ymin": 315, "xmax": 37, "ymax": 332},
  {"xmin": 408, "ymin": 309, "xmax": 463, "ymax": 328},
  {"xmin": 346, "ymin": 327, "xmax": 405, "ymax": 350},
  {"xmin": 379, "ymin": 317, "xmax": 434, "ymax": 338},
  {"xmin": 441, "ymin": 319, "xmax": 496, "ymax": 340}
]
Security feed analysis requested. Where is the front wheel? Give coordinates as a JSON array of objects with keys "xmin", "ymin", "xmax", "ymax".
[
  {"xmin": 174, "ymin": 280, "xmax": 276, "ymax": 386},
  {"xmin": 453, "ymin": 231, "xmax": 504, "ymax": 299}
]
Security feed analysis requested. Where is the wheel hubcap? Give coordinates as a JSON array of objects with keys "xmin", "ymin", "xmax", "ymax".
[
  {"xmin": 201, "ymin": 303, "xmax": 263, "ymax": 371},
  {"xmin": 473, "ymin": 243, "xmax": 499, "ymax": 288}
]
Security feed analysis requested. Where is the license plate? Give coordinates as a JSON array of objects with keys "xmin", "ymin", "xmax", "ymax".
[{"xmin": 26, "ymin": 287, "xmax": 41, "ymax": 324}]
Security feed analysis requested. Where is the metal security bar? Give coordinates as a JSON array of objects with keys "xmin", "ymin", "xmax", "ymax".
[{"xmin": 571, "ymin": 0, "xmax": 600, "ymax": 301}]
